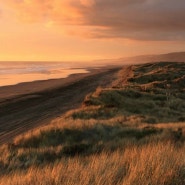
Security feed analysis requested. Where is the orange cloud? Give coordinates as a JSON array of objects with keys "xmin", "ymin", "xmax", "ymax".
[
  {"xmin": 4, "ymin": 0, "xmax": 91, "ymax": 23},
  {"xmin": 3, "ymin": 0, "xmax": 185, "ymax": 40},
  {"xmin": 0, "ymin": 6, "xmax": 2, "ymax": 17},
  {"xmin": 80, "ymin": 0, "xmax": 95, "ymax": 7}
]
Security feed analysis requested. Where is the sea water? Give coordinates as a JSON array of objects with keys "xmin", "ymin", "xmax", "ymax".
[{"xmin": 0, "ymin": 62, "xmax": 91, "ymax": 87}]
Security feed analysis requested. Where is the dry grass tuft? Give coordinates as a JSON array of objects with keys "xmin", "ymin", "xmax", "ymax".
[{"xmin": 0, "ymin": 143, "xmax": 184, "ymax": 185}]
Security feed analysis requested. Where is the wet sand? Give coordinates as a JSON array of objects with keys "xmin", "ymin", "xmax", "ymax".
[{"xmin": 0, "ymin": 66, "xmax": 122, "ymax": 144}]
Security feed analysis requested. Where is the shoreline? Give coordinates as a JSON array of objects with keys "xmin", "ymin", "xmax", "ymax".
[
  {"xmin": 0, "ymin": 65, "xmax": 122, "ymax": 144},
  {"xmin": 0, "ymin": 68, "xmax": 89, "ymax": 87},
  {"xmin": 0, "ymin": 65, "xmax": 120, "ymax": 100}
]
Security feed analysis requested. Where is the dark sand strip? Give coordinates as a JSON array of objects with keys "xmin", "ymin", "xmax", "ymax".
[{"xmin": 0, "ymin": 66, "xmax": 122, "ymax": 144}]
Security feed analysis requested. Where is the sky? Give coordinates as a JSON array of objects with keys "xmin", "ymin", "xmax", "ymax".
[{"xmin": 0, "ymin": 0, "xmax": 185, "ymax": 61}]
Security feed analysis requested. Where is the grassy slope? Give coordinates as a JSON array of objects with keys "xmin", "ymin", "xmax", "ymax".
[{"xmin": 0, "ymin": 62, "xmax": 185, "ymax": 185}]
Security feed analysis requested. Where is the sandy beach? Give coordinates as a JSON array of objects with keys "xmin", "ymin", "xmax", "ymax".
[{"xmin": 0, "ymin": 66, "xmax": 121, "ymax": 144}]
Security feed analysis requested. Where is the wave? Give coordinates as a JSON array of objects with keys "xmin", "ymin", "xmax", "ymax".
[{"xmin": 0, "ymin": 62, "xmax": 89, "ymax": 87}]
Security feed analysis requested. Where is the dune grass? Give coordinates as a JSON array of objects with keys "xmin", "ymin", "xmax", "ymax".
[
  {"xmin": 0, "ymin": 62, "xmax": 185, "ymax": 185},
  {"xmin": 74, "ymin": 62, "xmax": 185, "ymax": 123},
  {"xmin": 0, "ymin": 141, "xmax": 184, "ymax": 185}
]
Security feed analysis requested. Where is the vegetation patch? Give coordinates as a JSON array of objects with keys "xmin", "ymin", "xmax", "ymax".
[
  {"xmin": 75, "ymin": 62, "xmax": 185, "ymax": 123},
  {"xmin": 0, "ymin": 62, "xmax": 185, "ymax": 185}
]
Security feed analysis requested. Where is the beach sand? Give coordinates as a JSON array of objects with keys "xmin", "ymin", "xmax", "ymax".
[{"xmin": 0, "ymin": 66, "xmax": 122, "ymax": 144}]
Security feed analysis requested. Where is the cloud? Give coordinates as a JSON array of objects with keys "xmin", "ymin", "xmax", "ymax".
[
  {"xmin": 80, "ymin": 0, "xmax": 95, "ymax": 7},
  {"xmin": 0, "ymin": 7, "xmax": 2, "ymax": 17},
  {"xmin": 3, "ymin": 0, "xmax": 185, "ymax": 40},
  {"xmin": 4, "ymin": 0, "xmax": 88, "ymax": 23}
]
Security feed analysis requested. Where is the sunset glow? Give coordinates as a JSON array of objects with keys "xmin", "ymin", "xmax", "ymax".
[{"xmin": 0, "ymin": 0, "xmax": 185, "ymax": 61}]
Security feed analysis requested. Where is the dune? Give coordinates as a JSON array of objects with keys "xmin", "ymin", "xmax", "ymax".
[{"xmin": 0, "ymin": 61, "xmax": 184, "ymax": 185}]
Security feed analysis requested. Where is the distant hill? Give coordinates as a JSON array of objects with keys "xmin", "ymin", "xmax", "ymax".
[{"xmin": 120, "ymin": 51, "xmax": 185, "ymax": 64}]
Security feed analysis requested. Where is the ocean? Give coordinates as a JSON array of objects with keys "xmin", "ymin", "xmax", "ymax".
[{"xmin": 0, "ymin": 62, "xmax": 93, "ymax": 87}]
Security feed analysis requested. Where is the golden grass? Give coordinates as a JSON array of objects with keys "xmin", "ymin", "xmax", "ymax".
[{"xmin": 0, "ymin": 142, "xmax": 184, "ymax": 185}]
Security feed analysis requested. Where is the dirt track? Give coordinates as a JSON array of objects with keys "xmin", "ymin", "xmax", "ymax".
[{"xmin": 0, "ymin": 66, "xmax": 125, "ymax": 145}]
